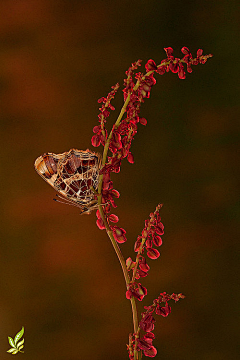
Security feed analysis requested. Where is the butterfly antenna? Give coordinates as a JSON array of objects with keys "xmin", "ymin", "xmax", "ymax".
[
  {"xmin": 55, "ymin": 193, "xmax": 76, "ymax": 203},
  {"xmin": 53, "ymin": 194, "xmax": 80, "ymax": 208}
]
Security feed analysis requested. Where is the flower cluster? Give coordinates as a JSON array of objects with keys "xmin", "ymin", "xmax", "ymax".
[
  {"xmin": 92, "ymin": 48, "xmax": 212, "ymax": 231},
  {"xmin": 91, "ymin": 47, "xmax": 211, "ymax": 360},
  {"xmin": 91, "ymin": 83, "xmax": 119, "ymax": 148},
  {"xmin": 127, "ymin": 293, "xmax": 185, "ymax": 359},
  {"xmin": 146, "ymin": 47, "xmax": 213, "ymax": 80},
  {"xmin": 126, "ymin": 204, "xmax": 164, "ymax": 302}
]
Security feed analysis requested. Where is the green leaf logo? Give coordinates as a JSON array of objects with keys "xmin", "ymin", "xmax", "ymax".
[{"xmin": 7, "ymin": 327, "xmax": 24, "ymax": 354}]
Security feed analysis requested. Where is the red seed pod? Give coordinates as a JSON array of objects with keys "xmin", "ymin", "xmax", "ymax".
[
  {"xmin": 153, "ymin": 235, "xmax": 163, "ymax": 247},
  {"xmin": 164, "ymin": 47, "xmax": 174, "ymax": 58},
  {"xmin": 96, "ymin": 218, "xmax": 105, "ymax": 230},
  {"xmin": 134, "ymin": 238, "xmax": 142, "ymax": 252},
  {"xmin": 96, "ymin": 209, "xmax": 101, "ymax": 219},
  {"xmin": 178, "ymin": 63, "xmax": 186, "ymax": 79},
  {"xmin": 145, "ymin": 59, "xmax": 157, "ymax": 72},
  {"xmin": 97, "ymin": 97, "xmax": 105, "ymax": 103},
  {"xmin": 145, "ymin": 237, "xmax": 152, "ymax": 248},
  {"xmin": 147, "ymin": 248, "xmax": 160, "ymax": 259},
  {"xmin": 140, "ymin": 313, "xmax": 156, "ymax": 332},
  {"xmin": 91, "ymin": 135, "xmax": 101, "ymax": 147},
  {"xmin": 139, "ymin": 258, "xmax": 150, "ymax": 272},
  {"xmin": 111, "ymin": 189, "xmax": 120, "ymax": 198},
  {"xmin": 126, "ymin": 257, "xmax": 135, "ymax": 270},
  {"xmin": 155, "ymin": 302, "xmax": 171, "ymax": 317},
  {"xmin": 112, "ymin": 226, "xmax": 127, "ymax": 243},
  {"xmin": 155, "ymin": 223, "xmax": 164, "ymax": 235},
  {"xmin": 108, "ymin": 213, "xmax": 119, "ymax": 223},
  {"xmin": 156, "ymin": 65, "xmax": 166, "ymax": 75},
  {"xmin": 136, "ymin": 269, "xmax": 148, "ymax": 278}
]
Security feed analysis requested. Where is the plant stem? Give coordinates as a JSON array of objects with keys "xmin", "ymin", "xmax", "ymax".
[
  {"xmin": 98, "ymin": 206, "xmax": 139, "ymax": 334},
  {"xmin": 96, "ymin": 68, "xmax": 160, "ymax": 360}
]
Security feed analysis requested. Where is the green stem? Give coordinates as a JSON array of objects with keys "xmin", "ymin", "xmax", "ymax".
[
  {"xmin": 96, "ymin": 66, "xmax": 164, "ymax": 360},
  {"xmin": 98, "ymin": 206, "xmax": 139, "ymax": 336}
]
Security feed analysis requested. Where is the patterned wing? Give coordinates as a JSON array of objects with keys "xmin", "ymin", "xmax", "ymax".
[
  {"xmin": 34, "ymin": 151, "xmax": 65, "ymax": 191},
  {"xmin": 54, "ymin": 149, "xmax": 101, "ymax": 206},
  {"xmin": 34, "ymin": 149, "xmax": 102, "ymax": 213}
]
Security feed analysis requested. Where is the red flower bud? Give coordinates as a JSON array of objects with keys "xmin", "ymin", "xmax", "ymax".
[
  {"xmin": 181, "ymin": 46, "xmax": 190, "ymax": 55},
  {"xmin": 140, "ymin": 117, "xmax": 147, "ymax": 125},
  {"xmin": 127, "ymin": 152, "xmax": 134, "ymax": 164}
]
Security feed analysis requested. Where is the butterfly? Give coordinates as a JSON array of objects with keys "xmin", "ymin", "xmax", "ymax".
[{"xmin": 34, "ymin": 149, "xmax": 102, "ymax": 214}]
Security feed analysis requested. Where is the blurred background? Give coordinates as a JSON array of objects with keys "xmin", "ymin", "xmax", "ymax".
[{"xmin": 0, "ymin": 0, "xmax": 239, "ymax": 359}]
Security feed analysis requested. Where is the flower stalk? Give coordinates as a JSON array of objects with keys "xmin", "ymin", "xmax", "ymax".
[{"xmin": 92, "ymin": 47, "xmax": 212, "ymax": 358}]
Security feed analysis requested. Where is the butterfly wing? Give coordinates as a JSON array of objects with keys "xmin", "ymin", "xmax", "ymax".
[
  {"xmin": 34, "ymin": 152, "xmax": 66, "ymax": 192},
  {"xmin": 34, "ymin": 149, "xmax": 102, "ymax": 213}
]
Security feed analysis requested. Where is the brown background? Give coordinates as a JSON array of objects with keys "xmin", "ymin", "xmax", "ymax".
[{"xmin": 0, "ymin": 0, "xmax": 239, "ymax": 359}]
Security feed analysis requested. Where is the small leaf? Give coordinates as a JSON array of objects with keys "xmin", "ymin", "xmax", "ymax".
[
  {"xmin": 12, "ymin": 349, "xmax": 19, "ymax": 354},
  {"xmin": 8, "ymin": 337, "xmax": 15, "ymax": 348},
  {"xmin": 18, "ymin": 345, "xmax": 24, "ymax": 351},
  {"xmin": 14, "ymin": 327, "xmax": 24, "ymax": 345},
  {"xmin": 16, "ymin": 339, "xmax": 24, "ymax": 348},
  {"xmin": 7, "ymin": 348, "xmax": 16, "ymax": 353}
]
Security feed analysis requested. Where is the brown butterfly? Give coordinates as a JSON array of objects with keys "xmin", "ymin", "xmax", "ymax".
[{"xmin": 34, "ymin": 149, "xmax": 102, "ymax": 214}]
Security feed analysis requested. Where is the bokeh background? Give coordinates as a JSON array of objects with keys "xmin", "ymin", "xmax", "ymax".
[{"xmin": 0, "ymin": 0, "xmax": 239, "ymax": 359}]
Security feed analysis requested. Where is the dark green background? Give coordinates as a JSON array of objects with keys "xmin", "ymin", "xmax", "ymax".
[{"xmin": 0, "ymin": 0, "xmax": 239, "ymax": 359}]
